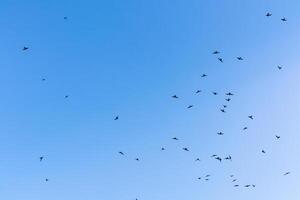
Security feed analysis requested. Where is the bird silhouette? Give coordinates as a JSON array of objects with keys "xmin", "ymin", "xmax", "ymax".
[
  {"xmin": 262, "ymin": 150, "xmax": 266, "ymax": 154},
  {"xmin": 244, "ymin": 185, "xmax": 250, "ymax": 187},
  {"xmin": 234, "ymin": 184, "xmax": 239, "ymax": 187},
  {"xmin": 275, "ymin": 135, "xmax": 281, "ymax": 139},
  {"xmin": 266, "ymin": 12, "xmax": 272, "ymax": 17},
  {"xmin": 23, "ymin": 47, "xmax": 29, "ymax": 51},
  {"xmin": 215, "ymin": 157, "xmax": 222, "ymax": 162},
  {"xmin": 183, "ymin": 147, "xmax": 189, "ymax": 152},
  {"xmin": 212, "ymin": 92, "xmax": 218, "ymax": 95},
  {"xmin": 223, "ymin": 105, "xmax": 227, "ymax": 108},
  {"xmin": 243, "ymin": 127, "xmax": 248, "ymax": 130},
  {"xmin": 172, "ymin": 137, "xmax": 179, "ymax": 140},
  {"xmin": 135, "ymin": 158, "xmax": 140, "ymax": 161},
  {"xmin": 45, "ymin": 178, "xmax": 49, "ymax": 182},
  {"xmin": 211, "ymin": 154, "xmax": 217, "ymax": 158},
  {"xmin": 284, "ymin": 172, "xmax": 291, "ymax": 176},
  {"xmin": 198, "ymin": 177, "xmax": 202, "ymax": 180},
  {"xmin": 232, "ymin": 179, "xmax": 237, "ymax": 182},
  {"xmin": 248, "ymin": 115, "xmax": 254, "ymax": 120},
  {"xmin": 172, "ymin": 95, "xmax": 179, "ymax": 98},
  {"xmin": 226, "ymin": 92, "xmax": 234, "ymax": 96},
  {"xmin": 118, "ymin": 151, "xmax": 124, "ymax": 155},
  {"xmin": 114, "ymin": 116, "xmax": 119, "ymax": 120},
  {"xmin": 64, "ymin": 16, "xmax": 68, "ymax": 20},
  {"xmin": 196, "ymin": 90, "xmax": 202, "ymax": 94},
  {"xmin": 195, "ymin": 158, "xmax": 201, "ymax": 162},
  {"xmin": 225, "ymin": 155, "xmax": 232, "ymax": 161},
  {"xmin": 281, "ymin": 17, "xmax": 287, "ymax": 22},
  {"xmin": 217, "ymin": 132, "xmax": 224, "ymax": 135},
  {"xmin": 218, "ymin": 58, "xmax": 223, "ymax": 63},
  {"xmin": 220, "ymin": 109, "xmax": 226, "ymax": 113},
  {"xmin": 161, "ymin": 147, "xmax": 165, "ymax": 151},
  {"xmin": 225, "ymin": 98, "xmax": 231, "ymax": 102},
  {"xmin": 187, "ymin": 105, "xmax": 193, "ymax": 109},
  {"xmin": 213, "ymin": 50, "xmax": 220, "ymax": 54},
  {"xmin": 205, "ymin": 174, "xmax": 211, "ymax": 177},
  {"xmin": 237, "ymin": 57, "xmax": 243, "ymax": 60},
  {"xmin": 65, "ymin": 95, "xmax": 69, "ymax": 98},
  {"xmin": 201, "ymin": 74, "xmax": 207, "ymax": 77},
  {"xmin": 277, "ymin": 66, "xmax": 282, "ymax": 70},
  {"xmin": 42, "ymin": 78, "xmax": 46, "ymax": 81},
  {"xmin": 39, "ymin": 156, "xmax": 44, "ymax": 162}
]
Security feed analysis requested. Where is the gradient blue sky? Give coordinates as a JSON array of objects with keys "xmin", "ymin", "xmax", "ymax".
[{"xmin": 0, "ymin": 0, "xmax": 300, "ymax": 199}]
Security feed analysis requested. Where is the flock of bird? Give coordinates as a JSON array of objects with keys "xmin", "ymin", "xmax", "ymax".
[{"xmin": 24, "ymin": 11, "xmax": 291, "ymax": 199}]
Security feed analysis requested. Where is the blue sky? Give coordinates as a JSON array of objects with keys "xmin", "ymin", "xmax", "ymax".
[{"xmin": 0, "ymin": 0, "xmax": 299, "ymax": 199}]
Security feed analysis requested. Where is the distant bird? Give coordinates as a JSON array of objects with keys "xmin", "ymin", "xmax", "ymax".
[
  {"xmin": 172, "ymin": 95, "xmax": 179, "ymax": 98},
  {"xmin": 215, "ymin": 157, "xmax": 222, "ymax": 162},
  {"xmin": 114, "ymin": 116, "xmax": 119, "ymax": 120},
  {"xmin": 220, "ymin": 109, "xmax": 226, "ymax": 113},
  {"xmin": 223, "ymin": 105, "xmax": 227, "ymax": 108},
  {"xmin": 213, "ymin": 50, "xmax": 220, "ymax": 54},
  {"xmin": 218, "ymin": 58, "xmax": 223, "ymax": 63},
  {"xmin": 225, "ymin": 98, "xmax": 231, "ymax": 102},
  {"xmin": 201, "ymin": 74, "xmax": 207, "ymax": 77},
  {"xmin": 243, "ymin": 127, "xmax": 248, "ymax": 130},
  {"xmin": 205, "ymin": 178, "xmax": 209, "ymax": 181},
  {"xmin": 42, "ymin": 78, "xmax": 46, "ymax": 81},
  {"xmin": 45, "ymin": 178, "xmax": 49, "ymax": 182},
  {"xmin": 262, "ymin": 150, "xmax": 266, "ymax": 154},
  {"xmin": 275, "ymin": 135, "xmax": 281, "ymax": 139},
  {"xmin": 39, "ymin": 156, "xmax": 44, "ymax": 162},
  {"xmin": 230, "ymin": 175, "xmax": 234, "ymax": 177},
  {"xmin": 135, "ymin": 158, "xmax": 140, "ymax": 161},
  {"xmin": 198, "ymin": 177, "xmax": 202, "ymax": 180},
  {"xmin": 183, "ymin": 147, "xmax": 189, "ymax": 152},
  {"xmin": 234, "ymin": 184, "xmax": 239, "ymax": 187},
  {"xmin": 232, "ymin": 179, "xmax": 237, "ymax": 182},
  {"xmin": 196, "ymin": 90, "xmax": 202, "ymax": 94},
  {"xmin": 225, "ymin": 155, "xmax": 232, "ymax": 161},
  {"xmin": 237, "ymin": 57, "xmax": 243, "ymax": 60},
  {"xmin": 266, "ymin": 12, "xmax": 272, "ymax": 17},
  {"xmin": 63, "ymin": 16, "xmax": 68, "ymax": 20},
  {"xmin": 64, "ymin": 95, "xmax": 69, "ymax": 98},
  {"xmin": 217, "ymin": 132, "xmax": 224, "ymax": 135},
  {"xmin": 161, "ymin": 147, "xmax": 165, "ymax": 151},
  {"xmin": 212, "ymin": 92, "xmax": 218, "ymax": 95},
  {"xmin": 118, "ymin": 151, "xmax": 124, "ymax": 155},
  {"xmin": 172, "ymin": 137, "xmax": 179, "ymax": 140},
  {"xmin": 277, "ymin": 66, "xmax": 282, "ymax": 70},
  {"xmin": 195, "ymin": 158, "xmax": 201, "ymax": 162},
  {"xmin": 205, "ymin": 174, "xmax": 211, "ymax": 177},
  {"xmin": 226, "ymin": 92, "xmax": 234, "ymax": 96},
  {"xmin": 23, "ymin": 46, "xmax": 29, "ymax": 51},
  {"xmin": 248, "ymin": 115, "xmax": 254, "ymax": 120},
  {"xmin": 284, "ymin": 172, "xmax": 291, "ymax": 176},
  {"xmin": 187, "ymin": 105, "xmax": 193, "ymax": 109},
  {"xmin": 281, "ymin": 17, "xmax": 287, "ymax": 22},
  {"xmin": 211, "ymin": 154, "xmax": 217, "ymax": 158},
  {"xmin": 252, "ymin": 185, "xmax": 256, "ymax": 187},
  {"xmin": 244, "ymin": 185, "xmax": 250, "ymax": 187}
]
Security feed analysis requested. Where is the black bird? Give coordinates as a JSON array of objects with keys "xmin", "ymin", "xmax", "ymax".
[
  {"xmin": 172, "ymin": 95, "xmax": 179, "ymax": 98},
  {"xmin": 135, "ymin": 158, "xmax": 140, "ymax": 161},
  {"xmin": 201, "ymin": 74, "xmax": 207, "ymax": 77},
  {"xmin": 205, "ymin": 175, "xmax": 211, "ymax": 177},
  {"xmin": 245, "ymin": 185, "xmax": 250, "ymax": 187},
  {"xmin": 220, "ymin": 109, "xmax": 226, "ymax": 113},
  {"xmin": 266, "ymin": 12, "xmax": 272, "ymax": 17},
  {"xmin": 161, "ymin": 147, "xmax": 165, "ymax": 151},
  {"xmin": 225, "ymin": 98, "xmax": 231, "ymax": 102},
  {"xmin": 187, "ymin": 105, "xmax": 193, "ymax": 109},
  {"xmin": 284, "ymin": 172, "xmax": 291, "ymax": 176},
  {"xmin": 198, "ymin": 177, "xmax": 202, "ymax": 180},
  {"xmin": 262, "ymin": 150, "xmax": 266, "ymax": 154},
  {"xmin": 183, "ymin": 147, "xmax": 189, "ymax": 152},
  {"xmin": 205, "ymin": 178, "xmax": 209, "ymax": 181},
  {"xmin": 45, "ymin": 178, "xmax": 49, "ymax": 182},
  {"xmin": 248, "ymin": 115, "xmax": 254, "ymax": 120},
  {"xmin": 212, "ymin": 92, "xmax": 218, "ymax": 95},
  {"xmin": 195, "ymin": 158, "xmax": 201, "ymax": 162},
  {"xmin": 23, "ymin": 46, "xmax": 29, "ymax": 51},
  {"xmin": 218, "ymin": 58, "xmax": 223, "ymax": 63},
  {"xmin": 211, "ymin": 154, "xmax": 217, "ymax": 158},
  {"xmin": 213, "ymin": 50, "xmax": 220, "ymax": 54},
  {"xmin": 217, "ymin": 132, "xmax": 224, "ymax": 135},
  {"xmin": 215, "ymin": 157, "xmax": 222, "ymax": 162},
  {"xmin": 234, "ymin": 184, "xmax": 239, "ymax": 187},
  {"xmin": 118, "ymin": 151, "xmax": 124, "ymax": 155},
  {"xmin": 114, "ymin": 116, "xmax": 119, "ymax": 120},
  {"xmin": 281, "ymin": 17, "xmax": 287, "ymax": 22},
  {"xmin": 252, "ymin": 185, "xmax": 256, "ymax": 187},
  {"xmin": 243, "ymin": 127, "xmax": 248, "ymax": 130},
  {"xmin": 223, "ymin": 105, "xmax": 227, "ymax": 108},
  {"xmin": 65, "ymin": 95, "xmax": 69, "ymax": 98},
  {"xmin": 226, "ymin": 92, "xmax": 234, "ymax": 96},
  {"xmin": 237, "ymin": 57, "xmax": 243, "ymax": 60},
  {"xmin": 277, "ymin": 66, "xmax": 282, "ymax": 70},
  {"xmin": 232, "ymin": 179, "xmax": 237, "ymax": 182},
  {"xmin": 39, "ymin": 156, "xmax": 44, "ymax": 162},
  {"xmin": 225, "ymin": 155, "xmax": 232, "ymax": 161},
  {"xmin": 275, "ymin": 135, "xmax": 281, "ymax": 139},
  {"xmin": 172, "ymin": 137, "xmax": 179, "ymax": 140},
  {"xmin": 42, "ymin": 78, "xmax": 46, "ymax": 81},
  {"xmin": 196, "ymin": 90, "xmax": 202, "ymax": 94},
  {"xmin": 230, "ymin": 175, "xmax": 234, "ymax": 177},
  {"xmin": 64, "ymin": 16, "xmax": 68, "ymax": 20}
]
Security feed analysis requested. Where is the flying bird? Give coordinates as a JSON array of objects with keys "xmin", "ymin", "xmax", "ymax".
[
  {"xmin": 114, "ymin": 116, "xmax": 119, "ymax": 120},
  {"xmin": 220, "ymin": 109, "xmax": 226, "ymax": 113},
  {"xmin": 226, "ymin": 92, "xmax": 234, "ymax": 96},
  {"xmin": 213, "ymin": 50, "xmax": 220, "ymax": 54},
  {"xmin": 232, "ymin": 179, "xmax": 237, "ymax": 182},
  {"xmin": 248, "ymin": 115, "xmax": 254, "ymax": 120},
  {"xmin": 41, "ymin": 78, "xmax": 46, "ymax": 81},
  {"xmin": 135, "ymin": 158, "xmax": 140, "ymax": 161},
  {"xmin": 172, "ymin": 95, "xmax": 179, "ymax": 98},
  {"xmin": 45, "ymin": 178, "xmax": 49, "ymax": 182},
  {"xmin": 262, "ymin": 150, "xmax": 266, "ymax": 154},
  {"xmin": 172, "ymin": 137, "xmax": 179, "ymax": 140},
  {"xmin": 225, "ymin": 155, "xmax": 232, "ymax": 161},
  {"xmin": 118, "ymin": 151, "xmax": 125, "ymax": 155},
  {"xmin": 195, "ymin": 158, "xmax": 201, "ymax": 162},
  {"xmin": 217, "ymin": 132, "xmax": 224, "ymax": 135},
  {"xmin": 39, "ymin": 156, "xmax": 44, "ymax": 162},
  {"xmin": 196, "ymin": 90, "xmax": 202, "ymax": 94},
  {"xmin": 243, "ymin": 127, "xmax": 248, "ymax": 130},
  {"xmin": 225, "ymin": 98, "xmax": 231, "ymax": 102},
  {"xmin": 161, "ymin": 147, "xmax": 165, "ymax": 151},
  {"xmin": 218, "ymin": 58, "xmax": 223, "ymax": 63},
  {"xmin": 234, "ymin": 184, "xmax": 239, "ymax": 187},
  {"xmin": 64, "ymin": 16, "xmax": 68, "ymax": 20},
  {"xmin": 275, "ymin": 135, "xmax": 281, "ymax": 139},
  {"xmin": 23, "ymin": 46, "xmax": 29, "ymax": 51},
  {"xmin": 266, "ymin": 12, "xmax": 272, "ymax": 17},
  {"xmin": 284, "ymin": 172, "xmax": 291, "ymax": 176},
  {"xmin": 64, "ymin": 95, "xmax": 69, "ymax": 98},
  {"xmin": 215, "ymin": 157, "xmax": 222, "ymax": 162},
  {"xmin": 205, "ymin": 175, "xmax": 211, "ymax": 177},
  {"xmin": 277, "ymin": 66, "xmax": 282, "ymax": 70},
  {"xmin": 281, "ymin": 17, "xmax": 287, "ymax": 22},
  {"xmin": 187, "ymin": 105, "xmax": 193, "ymax": 109},
  {"xmin": 183, "ymin": 147, "xmax": 189, "ymax": 152},
  {"xmin": 244, "ymin": 185, "xmax": 250, "ymax": 187},
  {"xmin": 223, "ymin": 105, "xmax": 227, "ymax": 108},
  {"xmin": 211, "ymin": 154, "xmax": 217, "ymax": 158},
  {"xmin": 212, "ymin": 92, "xmax": 218, "ymax": 95},
  {"xmin": 201, "ymin": 74, "xmax": 207, "ymax": 77},
  {"xmin": 237, "ymin": 57, "xmax": 243, "ymax": 60}
]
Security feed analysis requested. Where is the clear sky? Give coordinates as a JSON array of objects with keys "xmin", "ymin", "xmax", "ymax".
[{"xmin": 0, "ymin": 0, "xmax": 299, "ymax": 199}]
